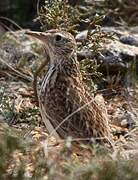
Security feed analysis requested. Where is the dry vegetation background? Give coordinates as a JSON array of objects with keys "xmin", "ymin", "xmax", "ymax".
[{"xmin": 0, "ymin": 0, "xmax": 138, "ymax": 179}]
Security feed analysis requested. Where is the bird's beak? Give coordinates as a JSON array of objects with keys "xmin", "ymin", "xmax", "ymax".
[{"xmin": 25, "ymin": 30, "xmax": 49, "ymax": 43}]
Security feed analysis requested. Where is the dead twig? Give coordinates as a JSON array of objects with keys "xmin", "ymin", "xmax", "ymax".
[{"xmin": 0, "ymin": 57, "xmax": 32, "ymax": 82}]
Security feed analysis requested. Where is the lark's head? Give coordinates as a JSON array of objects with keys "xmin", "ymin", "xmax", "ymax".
[{"xmin": 26, "ymin": 29, "xmax": 76, "ymax": 64}]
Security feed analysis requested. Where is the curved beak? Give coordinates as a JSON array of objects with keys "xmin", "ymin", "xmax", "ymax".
[
  {"xmin": 26, "ymin": 30, "xmax": 50, "ymax": 65},
  {"xmin": 25, "ymin": 30, "xmax": 49, "ymax": 43}
]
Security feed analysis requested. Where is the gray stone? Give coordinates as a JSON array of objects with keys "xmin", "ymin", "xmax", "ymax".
[
  {"xmin": 75, "ymin": 30, "xmax": 88, "ymax": 42},
  {"xmin": 77, "ymin": 27, "xmax": 138, "ymax": 75}
]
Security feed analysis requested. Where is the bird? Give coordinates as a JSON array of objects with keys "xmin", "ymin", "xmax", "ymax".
[{"xmin": 26, "ymin": 29, "xmax": 112, "ymax": 144}]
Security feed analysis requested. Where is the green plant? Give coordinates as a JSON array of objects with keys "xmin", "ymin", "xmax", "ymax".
[
  {"xmin": 0, "ymin": 86, "xmax": 17, "ymax": 124},
  {"xmin": 37, "ymin": 0, "xmax": 81, "ymax": 32},
  {"xmin": 0, "ymin": 129, "xmax": 25, "ymax": 179}
]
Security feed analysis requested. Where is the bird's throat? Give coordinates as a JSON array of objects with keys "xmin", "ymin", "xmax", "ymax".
[{"xmin": 48, "ymin": 52, "xmax": 80, "ymax": 77}]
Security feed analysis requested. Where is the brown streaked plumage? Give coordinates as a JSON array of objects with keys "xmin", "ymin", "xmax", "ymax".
[{"xmin": 26, "ymin": 29, "xmax": 112, "ymax": 143}]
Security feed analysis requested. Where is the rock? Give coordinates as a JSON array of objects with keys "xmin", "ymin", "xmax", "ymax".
[
  {"xmin": 95, "ymin": 94, "xmax": 108, "ymax": 115},
  {"xmin": 120, "ymin": 35, "xmax": 138, "ymax": 47},
  {"xmin": 130, "ymin": 26, "xmax": 138, "ymax": 34},
  {"xmin": 0, "ymin": 25, "xmax": 6, "ymax": 37},
  {"xmin": 75, "ymin": 30, "xmax": 88, "ymax": 42},
  {"xmin": 0, "ymin": 115, "xmax": 4, "ymax": 123},
  {"xmin": 101, "ymin": 26, "xmax": 129, "ymax": 37},
  {"xmin": 120, "ymin": 119, "xmax": 128, "ymax": 128},
  {"xmin": 77, "ymin": 49, "xmax": 94, "ymax": 61},
  {"xmin": 97, "ymin": 44, "xmax": 127, "ymax": 74},
  {"xmin": 0, "ymin": 30, "xmax": 44, "ymax": 75},
  {"xmin": 77, "ymin": 27, "xmax": 138, "ymax": 75},
  {"xmin": 112, "ymin": 108, "xmax": 135, "ymax": 128},
  {"xmin": 97, "ymin": 40, "xmax": 138, "ymax": 74}
]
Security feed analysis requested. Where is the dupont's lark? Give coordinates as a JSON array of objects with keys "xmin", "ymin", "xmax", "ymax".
[{"xmin": 26, "ymin": 29, "xmax": 112, "ymax": 143}]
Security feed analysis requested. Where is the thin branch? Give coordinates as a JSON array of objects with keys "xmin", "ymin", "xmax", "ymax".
[
  {"xmin": 0, "ymin": 57, "xmax": 32, "ymax": 82},
  {"xmin": 48, "ymin": 98, "xmax": 113, "ymax": 146},
  {"xmin": 37, "ymin": 0, "xmax": 40, "ymax": 17},
  {"xmin": 0, "ymin": 16, "xmax": 23, "ymax": 30}
]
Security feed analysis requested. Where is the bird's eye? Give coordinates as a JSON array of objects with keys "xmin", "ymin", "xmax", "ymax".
[{"xmin": 55, "ymin": 35, "xmax": 62, "ymax": 42}]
